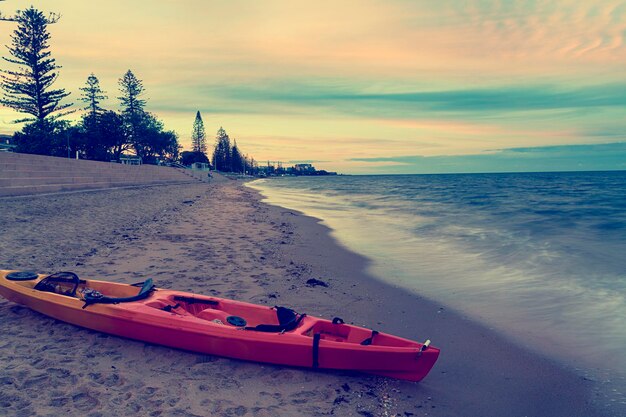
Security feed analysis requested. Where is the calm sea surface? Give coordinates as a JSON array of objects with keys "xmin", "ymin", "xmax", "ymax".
[{"xmin": 249, "ymin": 172, "xmax": 626, "ymax": 382}]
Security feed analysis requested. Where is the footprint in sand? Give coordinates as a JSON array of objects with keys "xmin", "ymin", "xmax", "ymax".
[
  {"xmin": 72, "ymin": 391, "xmax": 100, "ymax": 411},
  {"xmin": 50, "ymin": 396, "xmax": 69, "ymax": 407},
  {"xmin": 21, "ymin": 373, "xmax": 49, "ymax": 389}
]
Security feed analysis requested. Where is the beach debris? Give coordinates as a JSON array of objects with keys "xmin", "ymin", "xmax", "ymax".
[
  {"xmin": 306, "ymin": 278, "xmax": 328, "ymax": 288},
  {"xmin": 333, "ymin": 395, "xmax": 349, "ymax": 405},
  {"xmin": 182, "ymin": 200, "xmax": 194, "ymax": 204}
]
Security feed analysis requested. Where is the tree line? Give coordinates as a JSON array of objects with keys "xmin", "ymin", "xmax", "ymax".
[{"xmin": 0, "ymin": 6, "xmax": 258, "ymax": 172}]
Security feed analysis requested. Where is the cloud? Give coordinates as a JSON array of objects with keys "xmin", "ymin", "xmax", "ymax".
[
  {"xmin": 195, "ymin": 80, "xmax": 626, "ymax": 119},
  {"xmin": 501, "ymin": 142, "xmax": 626, "ymax": 154},
  {"xmin": 345, "ymin": 85, "xmax": 626, "ymax": 112}
]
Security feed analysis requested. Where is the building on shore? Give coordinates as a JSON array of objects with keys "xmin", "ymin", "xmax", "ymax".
[
  {"xmin": 257, "ymin": 161, "xmax": 337, "ymax": 177},
  {"xmin": 293, "ymin": 163, "xmax": 315, "ymax": 174}
]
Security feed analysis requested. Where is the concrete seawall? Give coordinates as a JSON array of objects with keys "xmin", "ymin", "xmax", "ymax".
[{"xmin": 0, "ymin": 152, "xmax": 202, "ymax": 197}]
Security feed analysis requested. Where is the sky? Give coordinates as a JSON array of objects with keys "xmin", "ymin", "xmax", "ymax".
[{"xmin": 1, "ymin": 0, "xmax": 625, "ymax": 174}]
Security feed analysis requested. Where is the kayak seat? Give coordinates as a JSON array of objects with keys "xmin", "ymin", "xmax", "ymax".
[
  {"xmin": 34, "ymin": 272, "xmax": 86, "ymax": 297},
  {"xmin": 196, "ymin": 309, "xmax": 229, "ymax": 322},
  {"xmin": 245, "ymin": 306, "xmax": 306, "ymax": 333},
  {"xmin": 145, "ymin": 300, "xmax": 171, "ymax": 310},
  {"xmin": 82, "ymin": 278, "xmax": 155, "ymax": 308}
]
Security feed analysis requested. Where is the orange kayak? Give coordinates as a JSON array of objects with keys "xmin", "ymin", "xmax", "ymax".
[{"xmin": 0, "ymin": 270, "xmax": 439, "ymax": 381}]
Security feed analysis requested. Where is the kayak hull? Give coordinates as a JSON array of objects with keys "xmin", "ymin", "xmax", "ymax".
[{"xmin": 0, "ymin": 270, "xmax": 439, "ymax": 381}]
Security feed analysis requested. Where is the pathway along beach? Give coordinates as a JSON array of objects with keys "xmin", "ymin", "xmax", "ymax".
[{"xmin": 0, "ymin": 177, "xmax": 618, "ymax": 417}]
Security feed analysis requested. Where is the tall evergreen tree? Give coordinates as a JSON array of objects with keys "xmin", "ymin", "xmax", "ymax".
[
  {"xmin": 191, "ymin": 110, "xmax": 206, "ymax": 153},
  {"xmin": 76, "ymin": 74, "xmax": 110, "ymax": 160},
  {"xmin": 118, "ymin": 69, "xmax": 146, "ymax": 152},
  {"xmin": 118, "ymin": 70, "xmax": 146, "ymax": 116},
  {"xmin": 0, "ymin": 7, "xmax": 72, "ymax": 123},
  {"xmin": 79, "ymin": 74, "xmax": 107, "ymax": 155},
  {"xmin": 231, "ymin": 139, "xmax": 243, "ymax": 173},
  {"xmin": 212, "ymin": 126, "xmax": 231, "ymax": 171},
  {"xmin": 80, "ymin": 73, "xmax": 106, "ymax": 119}
]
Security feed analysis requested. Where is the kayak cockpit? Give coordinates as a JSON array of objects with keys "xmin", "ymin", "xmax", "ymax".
[
  {"xmin": 146, "ymin": 294, "xmax": 308, "ymax": 331},
  {"xmin": 8, "ymin": 271, "xmax": 157, "ymax": 306},
  {"xmin": 146, "ymin": 292, "xmax": 415, "ymax": 347}
]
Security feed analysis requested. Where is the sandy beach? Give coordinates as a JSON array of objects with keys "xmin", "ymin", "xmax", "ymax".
[{"xmin": 0, "ymin": 177, "xmax": 619, "ymax": 417}]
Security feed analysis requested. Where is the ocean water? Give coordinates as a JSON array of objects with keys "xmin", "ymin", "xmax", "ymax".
[{"xmin": 248, "ymin": 172, "xmax": 626, "ymax": 381}]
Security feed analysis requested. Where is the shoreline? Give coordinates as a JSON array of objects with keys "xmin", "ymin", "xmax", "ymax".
[
  {"xmin": 0, "ymin": 178, "xmax": 620, "ymax": 416},
  {"xmin": 248, "ymin": 176, "xmax": 626, "ymax": 401},
  {"xmin": 248, "ymin": 182, "xmax": 621, "ymax": 417}
]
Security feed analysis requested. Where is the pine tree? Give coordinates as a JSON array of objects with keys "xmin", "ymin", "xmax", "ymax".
[
  {"xmin": 118, "ymin": 70, "xmax": 146, "ymax": 117},
  {"xmin": 231, "ymin": 139, "xmax": 243, "ymax": 173},
  {"xmin": 0, "ymin": 7, "xmax": 72, "ymax": 123},
  {"xmin": 80, "ymin": 73, "xmax": 107, "ymax": 119},
  {"xmin": 191, "ymin": 111, "xmax": 206, "ymax": 153},
  {"xmin": 118, "ymin": 70, "xmax": 146, "ymax": 150},
  {"xmin": 77, "ymin": 74, "xmax": 109, "ymax": 160},
  {"xmin": 212, "ymin": 126, "xmax": 231, "ymax": 171}
]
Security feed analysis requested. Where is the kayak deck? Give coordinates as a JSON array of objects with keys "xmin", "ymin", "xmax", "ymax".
[{"xmin": 0, "ymin": 270, "xmax": 440, "ymax": 381}]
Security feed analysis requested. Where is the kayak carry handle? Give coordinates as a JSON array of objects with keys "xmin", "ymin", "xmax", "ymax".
[{"xmin": 417, "ymin": 339, "xmax": 431, "ymax": 358}]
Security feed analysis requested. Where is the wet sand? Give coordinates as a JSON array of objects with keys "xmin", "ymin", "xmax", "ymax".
[{"xmin": 0, "ymin": 176, "xmax": 619, "ymax": 416}]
